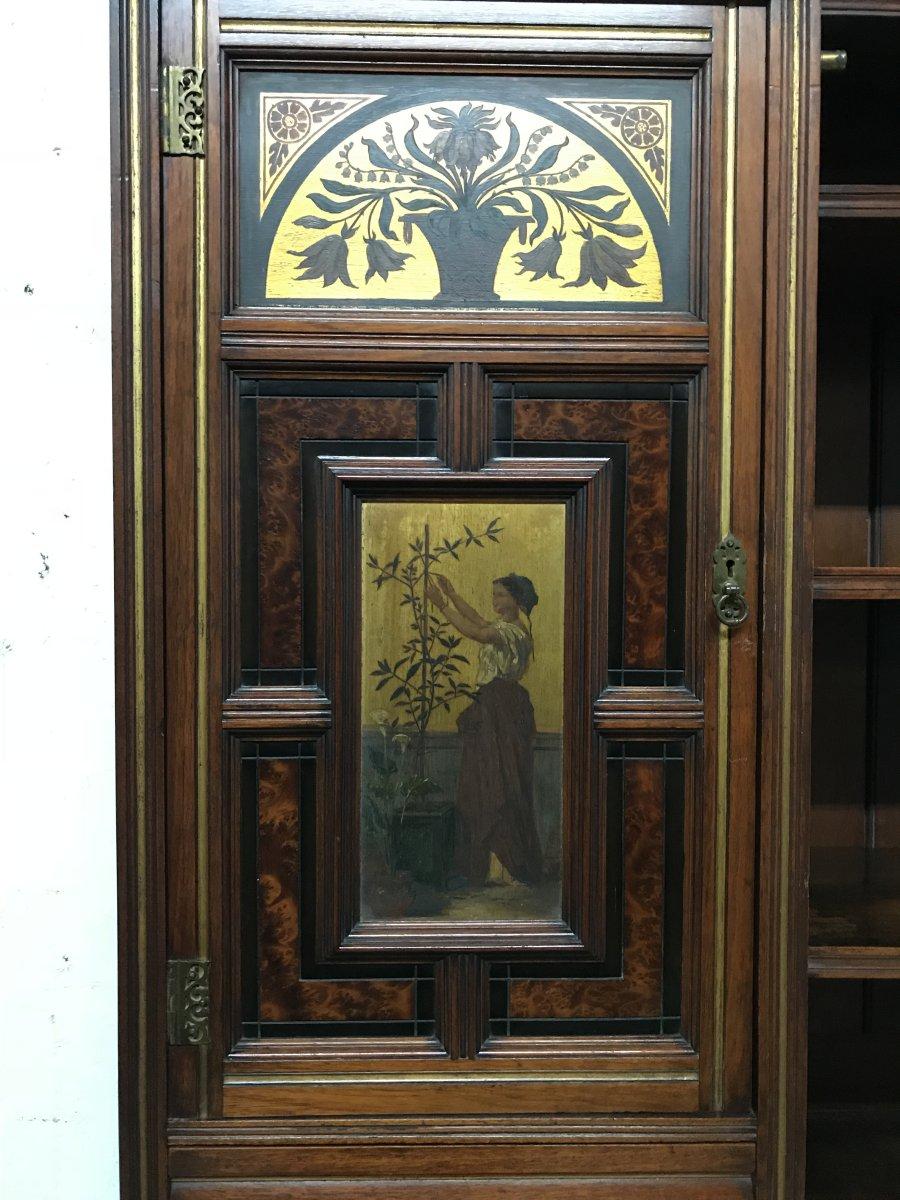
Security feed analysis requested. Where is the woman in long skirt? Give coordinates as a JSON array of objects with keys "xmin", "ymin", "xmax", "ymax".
[{"xmin": 424, "ymin": 571, "xmax": 544, "ymax": 888}]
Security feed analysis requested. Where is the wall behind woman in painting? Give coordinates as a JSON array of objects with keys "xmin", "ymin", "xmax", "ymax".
[{"xmin": 0, "ymin": 2, "xmax": 119, "ymax": 1195}]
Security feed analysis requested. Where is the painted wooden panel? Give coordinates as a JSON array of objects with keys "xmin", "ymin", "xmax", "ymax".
[
  {"xmin": 238, "ymin": 73, "xmax": 693, "ymax": 311},
  {"xmin": 361, "ymin": 500, "xmax": 565, "ymax": 926}
]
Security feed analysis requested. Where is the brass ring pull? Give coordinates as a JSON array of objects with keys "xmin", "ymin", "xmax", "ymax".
[
  {"xmin": 712, "ymin": 534, "xmax": 750, "ymax": 629},
  {"xmin": 715, "ymin": 579, "xmax": 749, "ymax": 627}
]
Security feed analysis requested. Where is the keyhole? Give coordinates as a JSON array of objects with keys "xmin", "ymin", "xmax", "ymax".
[{"xmin": 726, "ymin": 558, "xmax": 735, "ymax": 578}]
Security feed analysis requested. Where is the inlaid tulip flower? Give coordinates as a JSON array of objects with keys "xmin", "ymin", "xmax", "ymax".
[
  {"xmin": 514, "ymin": 230, "xmax": 565, "ymax": 281},
  {"xmin": 364, "ymin": 236, "xmax": 413, "ymax": 283},
  {"xmin": 288, "ymin": 223, "xmax": 355, "ymax": 287},
  {"xmin": 565, "ymin": 228, "xmax": 647, "ymax": 290}
]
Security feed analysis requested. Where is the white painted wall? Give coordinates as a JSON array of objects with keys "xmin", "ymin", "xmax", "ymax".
[{"xmin": 0, "ymin": 2, "xmax": 119, "ymax": 1196}]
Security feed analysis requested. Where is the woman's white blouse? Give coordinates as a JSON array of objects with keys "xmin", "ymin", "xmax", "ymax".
[{"xmin": 475, "ymin": 619, "xmax": 533, "ymax": 685}]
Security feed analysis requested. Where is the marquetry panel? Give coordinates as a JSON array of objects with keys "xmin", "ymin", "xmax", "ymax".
[
  {"xmin": 495, "ymin": 741, "xmax": 687, "ymax": 1035},
  {"xmin": 241, "ymin": 741, "xmax": 434, "ymax": 1038},
  {"xmin": 241, "ymin": 736, "xmax": 689, "ymax": 1042},
  {"xmin": 237, "ymin": 375, "xmax": 439, "ymax": 686},
  {"xmin": 492, "ymin": 377, "xmax": 695, "ymax": 684},
  {"xmin": 230, "ymin": 364, "xmax": 699, "ymax": 1055}
]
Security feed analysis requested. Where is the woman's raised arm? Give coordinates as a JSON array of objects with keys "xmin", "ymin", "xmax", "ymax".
[
  {"xmin": 425, "ymin": 579, "xmax": 501, "ymax": 645},
  {"xmin": 433, "ymin": 574, "xmax": 489, "ymax": 627}
]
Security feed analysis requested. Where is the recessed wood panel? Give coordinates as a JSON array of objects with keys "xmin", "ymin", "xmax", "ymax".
[
  {"xmin": 820, "ymin": 16, "xmax": 900, "ymax": 187},
  {"xmin": 810, "ymin": 602, "xmax": 900, "ymax": 948},
  {"xmin": 815, "ymin": 219, "xmax": 900, "ymax": 568}
]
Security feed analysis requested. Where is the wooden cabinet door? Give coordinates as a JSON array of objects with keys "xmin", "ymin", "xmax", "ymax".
[{"xmin": 121, "ymin": 4, "xmax": 768, "ymax": 1197}]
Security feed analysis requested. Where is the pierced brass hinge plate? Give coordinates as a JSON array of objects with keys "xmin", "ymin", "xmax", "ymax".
[
  {"xmin": 162, "ymin": 65, "xmax": 206, "ymax": 157},
  {"xmin": 166, "ymin": 959, "xmax": 210, "ymax": 1045}
]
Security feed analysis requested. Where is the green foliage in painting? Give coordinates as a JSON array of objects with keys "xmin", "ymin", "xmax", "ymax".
[
  {"xmin": 362, "ymin": 714, "xmax": 441, "ymax": 875},
  {"xmin": 366, "ymin": 516, "xmax": 504, "ymax": 742},
  {"xmin": 363, "ymin": 515, "xmax": 504, "ymax": 889}
]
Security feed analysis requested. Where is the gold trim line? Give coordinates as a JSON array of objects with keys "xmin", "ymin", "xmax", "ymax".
[
  {"xmin": 713, "ymin": 2, "xmax": 739, "ymax": 1113},
  {"xmin": 219, "ymin": 20, "xmax": 712, "ymax": 42},
  {"xmin": 776, "ymin": 5, "xmax": 803, "ymax": 1195},
  {"xmin": 193, "ymin": 0, "xmax": 210, "ymax": 1119},
  {"xmin": 127, "ymin": 0, "xmax": 148, "ymax": 1195}
]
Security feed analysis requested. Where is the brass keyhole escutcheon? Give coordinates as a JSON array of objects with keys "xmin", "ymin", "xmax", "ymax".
[{"xmin": 712, "ymin": 535, "xmax": 749, "ymax": 628}]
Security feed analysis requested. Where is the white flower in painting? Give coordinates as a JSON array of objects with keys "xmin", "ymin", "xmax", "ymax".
[{"xmin": 371, "ymin": 709, "xmax": 391, "ymax": 728}]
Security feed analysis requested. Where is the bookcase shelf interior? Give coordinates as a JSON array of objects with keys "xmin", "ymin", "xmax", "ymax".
[{"xmin": 807, "ymin": 10, "xmax": 900, "ymax": 1196}]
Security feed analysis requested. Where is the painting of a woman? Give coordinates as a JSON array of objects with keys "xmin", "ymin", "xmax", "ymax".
[{"xmin": 424, "ymin": 571, "xmax": 545, "ymax": 891}]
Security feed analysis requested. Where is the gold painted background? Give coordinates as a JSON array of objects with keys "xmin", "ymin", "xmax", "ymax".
[{"xmin": 361, "ymin": 501, "xmax": 566, "ymax": 732}]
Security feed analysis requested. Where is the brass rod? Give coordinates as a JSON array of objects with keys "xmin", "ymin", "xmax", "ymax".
[{"xmin": 821, "ymin": 50, "xmax": 848, "ymax": 72}]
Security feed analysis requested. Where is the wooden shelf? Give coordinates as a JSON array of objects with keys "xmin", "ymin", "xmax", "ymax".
[
  {"xmin": 813, "ymin": 566, "xmax": 900, "ymax": 599},
  {"xmin": 809, "ymin": 944, "xmax": 900, "ymax": 978},
  {"xmin": 823, "ymin": 1, "xmax": 900, "ymax": 15},
  {"xmin": 810, "ymin": 847, "xmax": 900, "ymax": 955},
  {"xmin": 819, "ymin": 184, "xmax": 900, "ymax": 218}
]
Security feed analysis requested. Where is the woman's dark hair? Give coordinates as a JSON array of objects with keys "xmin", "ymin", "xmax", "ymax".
[{"xmin": 494, "ymin": 573, "xmax": 539, "ymax": 616}]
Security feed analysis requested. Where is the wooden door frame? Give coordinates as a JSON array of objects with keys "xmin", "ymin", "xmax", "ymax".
[
  {"xmin": 111, "ymin": 2, "xmax": 818, "ymax": 1197},
  {"xmin": 755, "ymin": 3, "xmax": 820, "ymax": 1200}
]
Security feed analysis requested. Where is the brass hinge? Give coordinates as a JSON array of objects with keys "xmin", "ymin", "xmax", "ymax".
[
  {"xmin": 161, "ymin": 65, "xmax": 206, "ymax": 156},
  {"xmin": 166, "ymin": 959, "xmax": 210, "ymax": 1045}
]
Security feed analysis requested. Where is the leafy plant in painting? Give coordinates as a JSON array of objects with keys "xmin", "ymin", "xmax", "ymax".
[
  {"xmin": 366, "ymin": 516, "xmax": 504, "ymax": 750},
  {"xmin": 362, "ymin": 517, "xmax": 504, "ymax": 888},
  {"xmin": 290, "ymin": 102, "xmax": 648, "ymax": 300},
  {"xmin": 362, "ymin": 713, "xmax": 440, "ymax": 875}
]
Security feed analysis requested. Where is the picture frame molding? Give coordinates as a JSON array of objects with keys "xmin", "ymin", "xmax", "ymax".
[{"xmin": 317, "ymin": 456, "xmax": 611, "ymax": 959}]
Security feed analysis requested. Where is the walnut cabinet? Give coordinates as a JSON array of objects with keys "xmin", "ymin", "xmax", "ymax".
[{"xmin": 111, "ymin": 2, "xmax": 888, "ymax": 1197}]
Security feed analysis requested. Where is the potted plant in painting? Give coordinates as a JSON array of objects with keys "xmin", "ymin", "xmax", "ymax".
[
  {"xmin": 361, "ymin": 714, "xmax": 445, "ymax": 881},
  {"xmin": 363, "ymin": 518, "xmax": 503, "ymax": 909},
  {"xmin": 290, "ymin": 103, "xmax": 648, "ymax": 302}
]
